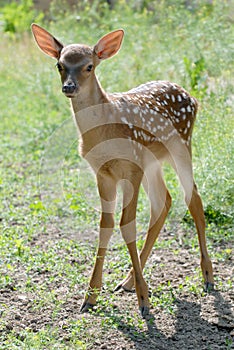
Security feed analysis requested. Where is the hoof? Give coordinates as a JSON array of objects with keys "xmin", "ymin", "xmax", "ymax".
[
  {"xmin": 114, "ymin": 284, "xmax": 135, "ymax": 293},
  {"xmin": 113, "ymin": 283, "xmax": 122, "ymax": 292},
  {"xmin": 139, "ymin": 306, "xmax": 150, "ymax": 318},
  {"xmin": 204, "ymin": 282, "xmax": 215, "ymax": 293},
  {"xmin": 80, "ymin": 302, "xmax": 95, "ymax": 313}
]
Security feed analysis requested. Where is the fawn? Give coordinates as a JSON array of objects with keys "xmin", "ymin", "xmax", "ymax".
[{"xmin": 31, "ymin": 24, "xmax": 214, "ymax": 317}]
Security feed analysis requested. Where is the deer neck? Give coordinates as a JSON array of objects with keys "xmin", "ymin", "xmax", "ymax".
[{"xmin": 71, "ymin": 75, "xmax": 109, "ymax": 114}]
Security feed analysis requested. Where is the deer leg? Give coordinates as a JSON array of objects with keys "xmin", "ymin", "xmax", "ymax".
[
  {"xmin": 119, "ymin": 175, "xmax": 150, "ymax": 317},
  {"xmin": 186, "ymin": 183, "xmax": 214, "ymax": 291},
  {"xmin": 171, "ymin": 149, "xmax": 214, "ymax": 291},
  {"xmin": 126, "ymin": 240, "xmax": 150, "ymax": 317},
  {"xmin": 117, "ymin": 170, "xmax": 172, "ymax": 292},
  {"xmin": 80, "ymin": 175, "xmax": 116, "ymax": 312}
]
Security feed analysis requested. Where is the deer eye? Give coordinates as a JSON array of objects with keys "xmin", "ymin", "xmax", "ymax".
[
  {"xmin": 86, "ymin": 64, "xmax": 93, "ymax": 72},
  {"xmin": 56, "ymin": 63, "xmax": 63, "ymax": 72}
]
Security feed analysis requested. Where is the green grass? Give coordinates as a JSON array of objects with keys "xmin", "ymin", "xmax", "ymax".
[{"xmin": 0, "ymin": 1, "xmax": 233, "ymax": 349}]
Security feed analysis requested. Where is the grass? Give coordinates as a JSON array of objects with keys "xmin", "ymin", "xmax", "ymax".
[{"xmin": 0, "ymin": 1, "xmax": 233, "ymax": 349}]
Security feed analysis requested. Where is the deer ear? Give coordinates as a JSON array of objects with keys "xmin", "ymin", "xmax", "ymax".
[
  {"xmin": 94, "ymin": 29, "xmax": 124, "ymax": 60},
  {"xmin": 31, "ymin": 23, "xmax": 64, "ymax": 59}
]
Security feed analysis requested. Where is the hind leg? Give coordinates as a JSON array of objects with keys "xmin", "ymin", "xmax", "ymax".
[
  {"xmin": 187, "ymin": 183, "xmax": 214, "ymax": 290},
  {"xmin": 116, "ymin": 168, "xmax": 172, "ymax": 292},
  {"xmin": 171, "ymin": 148, "xmax": 214, "ymax": 291}
]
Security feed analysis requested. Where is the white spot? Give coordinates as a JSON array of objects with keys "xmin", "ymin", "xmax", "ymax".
[
  {"xmin": 187, "ymin": 120, "xmax": 191, "ymax": 128},
  {"xmin": 171, "ymin": 95, "xmax": 175, "ymax": 102},
  {"xmin": 121, "ymin": 117, "xmax": 128, "ymax": 124},
  {"xmin": 133, "ymin": 107, "xmax": 139, "ymax": 114},
  {"xmin": 187, "ymin": 105, "xmax": 192, "ymax": 112},
  {"xmin": 165, "ymin": 94, "xmax": 170, "ymax": 99},
  {"xmin": 183, "ymin": 128, "xmax": 188, "ymax": 134},
  {"xmin": 177, "ymin": 95, "xmax": 182, "ymax": 102},
  {"xmin": 181, "ymin": 107, "xmax": 186, "ymax": 113},
  {"xmin": 138, "ymin": 143, "xmax": 143, "ymax": 150},
  {"xmin": 133, "ymin": 130, "xmax": 138, "ymax": 138},
  {"xmin": 182, "ymin": 114, "xmax": 187, "ymax": 120},
  {"xmin": 150, "ymin": 117, "xmax": 154, "ymax": 122},
  {"xmin": 133, "ymin": 149, "xmax": 139, "ymax": 161}
]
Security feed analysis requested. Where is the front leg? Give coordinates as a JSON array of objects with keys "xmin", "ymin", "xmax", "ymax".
[
  {"xmin": 80, "ymin": 175, "xmax": 116, "ymax": 312},
  {"xmin": 80, "ymin": 218, "xmax": 115, "ymax": 312},
  {"xmin": 80, "ymin": 245, "xmax": 108, "ymax": 312}
]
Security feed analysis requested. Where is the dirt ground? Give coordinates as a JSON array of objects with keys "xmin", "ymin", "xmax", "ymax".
[{"xmin": 0, "ymin": 228, "xmax": 233, "ymax": 349}]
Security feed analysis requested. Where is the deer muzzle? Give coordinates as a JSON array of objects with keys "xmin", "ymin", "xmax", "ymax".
[{"xmin": 62, "ymin": 81, "xmax": 78, "ymax": 97}]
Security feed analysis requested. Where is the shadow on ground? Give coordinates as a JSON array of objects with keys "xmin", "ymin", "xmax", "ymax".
[{"xmin": 95, "ymin": 291, "xmax": 234, "ymax": 350}]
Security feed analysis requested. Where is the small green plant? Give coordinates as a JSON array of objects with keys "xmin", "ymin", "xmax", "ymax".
[
  {"xmin": 183, "ymin": 205, "xmax": 233, "ymax": 227},
  {"xmin": 0, "ymin": 0, "xmax": 43, "ymax": 34},
  {"xmin": 183, "ymin": 55, "xmax": 208, "ymax": 97}
]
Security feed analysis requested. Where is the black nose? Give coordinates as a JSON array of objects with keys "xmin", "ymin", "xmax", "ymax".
[{"xmin": 62, "ymin": 82, "xmax": 76, "ymax": 94}]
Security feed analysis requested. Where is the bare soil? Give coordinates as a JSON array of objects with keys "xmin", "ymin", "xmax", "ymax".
[{"xmin": 0, "ymin": 228, "xmax": 233, "ymax": 350}]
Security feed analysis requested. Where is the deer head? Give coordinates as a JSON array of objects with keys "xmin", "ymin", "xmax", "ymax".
[{"xmin": 31, "ymin": 24, "xmax": 124, "ymax": 98}]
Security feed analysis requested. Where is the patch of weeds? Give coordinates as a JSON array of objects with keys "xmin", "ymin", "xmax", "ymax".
[
  {"xmin": 182, "ymin": 206, "xmax": 233, "ymax": 248},
  {"xmin": 215, "ymin": 275, "xmax": 233, "ymax": 292},
  {"xmin": 10, "ymin": 327, "xmax": 70, "ymax": 349},
  {"xmin": 0, "ymin": 0, "xmax": 43, "ymax": 35},
  {"xmin": 214, "ymin": 248, "xmax": 232, "ymax": 262},
  {"xmin": 204, "ymin": 205, "xmax": 233, "ymax": 227},
  {"xmin": 0, "ymin": 274, "xmax": 16, "ymax": 291},
  {"xmin": 65, "ymin": 318, "xmax": 90, "ymax": 348},
  {"xmin": 150, "ymin": 281, "xmax": 177, "ymax": 314},
  {"xmin": 184, "ymin": 274, "xmax": 205, "ymax": 296},
  {"xmin": 184, "ymin": 55, "xmax": 208, "ymax": 97},
  {"xmin": 94, "ymin": 305, "xmax": 147, "ymax": 343}
]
